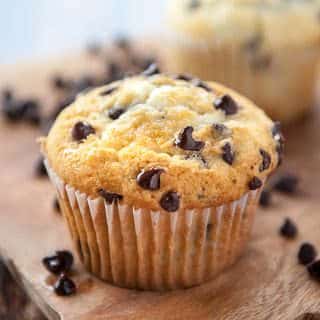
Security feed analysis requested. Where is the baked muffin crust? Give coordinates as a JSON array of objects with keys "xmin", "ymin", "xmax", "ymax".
[{"xmin": 43, "ymin": 74, "xmax": 279, "ymax": 211}]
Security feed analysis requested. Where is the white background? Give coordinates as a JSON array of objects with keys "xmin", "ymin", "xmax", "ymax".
[{"xmin": 0, "ymin": 0, "xmax": 165, "ymax": 64}]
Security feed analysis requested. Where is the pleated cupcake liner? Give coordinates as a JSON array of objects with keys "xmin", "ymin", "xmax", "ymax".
[{"xmin": 45, "ymin": 159, "xmax": 261, "ymax": 291}]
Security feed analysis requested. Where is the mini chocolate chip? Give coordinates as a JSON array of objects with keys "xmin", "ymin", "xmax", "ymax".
[
  {"xmin": 298, "ymin": 243, "xmax": 317, "ymax": 265},
  {"xmin": 189, "ymin": 0, "xmax": 201, "ymax": 10},
  {"xmin": 22, "ymin": 100, "xmax": 41, "ymax": 126},
  {"xmin": 214, "ymin": 95, "xmax": 239, "ymax": 115},
  {"xmin": 35, "ymin": 156, "xmax": 47, "ymax": 178},
  {"xmin": 279, "ymin": 218, "xmax": 298, "ymax": 239},
  {"xmin": 137, "ymin": 168, "xmax": 165, "ymax": 190},
  {"xmin": 175, "ymin": 126, "xmax": 205, "ymax": 151},
  {"xmin": 142, "ymin": 63, "xmax": 160, "ymax": 76},
  {"xmin": 54, "ymin": 197, "xmax": 61, "ymax": 213},
  {"xmin": 307, "ymin": 260, "xmax": 320, "ymax": 282},
  {"xmin": 174, "ymin": 73, "xmax": 194, "ymax": 82},
  {"xmin": 100, "ymin": 87, "xmax": 118, "ymax": 96},
  {"xmin": 71, "ymin": 121, "xmax": 95, "ymax": 142},
  {"xmin": 259, "ymin": 190, "xmax": 272, "ymax": 207},
  {"xmin": 191, "ymin": 78, "xmax": 212, "ymax": 92},
  {"xmin": 273, "ymin": 173, "xmax": 299, "ymax": 194},
  {"xmin": 42, "ymin": 250, "xmax": 73, "ymax": 275},
  {"xmin": 98, "ymin": 188, "xmax": 123, "ymax": 203},
  {"xmin": 108, "ymin": 107, "xmax": 126, "ymax": 120},
  {"xmin": 160, "ymin": 191, "xmax": 180, "ymax": 212},
  {"xmin": 54, "ymin": 274, "xmax": 76, "ymax": 296},
  {"xmin": 248, "ymin": 176, "xmax": 263, "ymax": 190},
  {"xmin": 221, "ymin": 142, "xmax": 234, "ymax": 165},
  {"xmin": 259, "ymin": 149, "xmax": 271, "ymax": 172}
]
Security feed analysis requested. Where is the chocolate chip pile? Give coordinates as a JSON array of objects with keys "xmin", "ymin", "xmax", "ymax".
[{"xmin": 42, "ymin": 250, "xmax": 76, "ymax": 296}]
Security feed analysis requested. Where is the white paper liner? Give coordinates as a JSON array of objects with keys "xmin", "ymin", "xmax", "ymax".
[{"xmin": 45, "ymin": 160, "xmax": 261, "ymax": 291}]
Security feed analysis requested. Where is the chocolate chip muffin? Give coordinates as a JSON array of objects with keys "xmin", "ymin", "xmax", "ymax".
[
  {"xmin": 165, "ymin": 0, "xmax": 320, "ymax": 124},
  {"xmin": 41, "ymin": 72, "xmax": 280, "ymax": 290}
]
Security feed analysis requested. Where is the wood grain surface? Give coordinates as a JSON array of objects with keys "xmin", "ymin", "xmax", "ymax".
[{"xmin": 1, "ymin": 48, "xmax": 320, "ymax": 320}]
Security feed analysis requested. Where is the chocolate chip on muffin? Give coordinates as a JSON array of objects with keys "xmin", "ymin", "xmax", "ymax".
[
  {"xmin": 137, "ymin": 168, "xmax": 165, "ymax": 190},
  {"xmin": 221, "ymin": 142, "xmax": 234, "ymax": 165},
  {"xmin": 100, "ymin": 86, "xmax": 118, "ymax": 96},
  {"xmin": 160, "ymin": 191, "xmax": 180, "ymax": 212},
  {"xmin": 175, "ymin": 126, "xmax": 205, "ymax": 151},
  {"xmin": 98, "ymin": 189, "xmax": 123, "ymax": 203},
  {"xmin": 259, "ymin": 149, "xmax": 271, "ymax": 172},
  {"xmin": 298, "ymin": 243, "xmax": 317, "ymax": 265},
  {"xmin": 248, "ymin": 176, "xmax": 263, "ymax": 190},
  {"xmin": 279, "ymin": 218, "xmax": 298, "ymax": 239},
  {"xmin": 191, "ymin": 78, "xmax": 212, "ymax": 92},
  {"xmin": 214, "ymin": 95, "xmax": 239, "ymax": 115},
  {"xmin": 54, "ymin": 274, "xmax": 76, "ymax": 296},
  {"xmin": 174, "ymin": 73, "xmax": 194, "ymax": 82},
  {"xmin": 142, "ymin": 63, "xmax": 160, "ymax": 76},
  {"xmin": 108, "ymin": 107, "xmax": 126, "ymax": 120},
  {"xmin": 71, "ymin": 121, "xmax": 95, "ymax": 142}
]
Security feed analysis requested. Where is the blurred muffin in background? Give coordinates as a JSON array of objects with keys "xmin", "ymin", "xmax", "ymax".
[{"xmin": 165, "ymin": 0, "xmax": 320, "ymax": 124}]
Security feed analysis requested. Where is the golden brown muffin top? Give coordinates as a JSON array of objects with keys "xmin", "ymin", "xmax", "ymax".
[
  {"xmin": 42, "ymin": 71, "xmax": 281, "ymax": 211},
  {"xmin": 168, "ymin": 0, "xmax": 320, "ymax": 49}
]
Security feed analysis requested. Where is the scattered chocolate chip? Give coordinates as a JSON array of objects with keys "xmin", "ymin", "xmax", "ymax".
[
  {"xmin": 98, "ymin": 189, "xmax": 123, "ymax": 203},
  {"xmin": 34, "ymin": 156, "xmax": 47, "ymax": 178},
  {"xmin": 1, "ymin": 88, "xmax": 12, "ymax": 102},
  {"xmin": 160, "ymin": 191, "xmax": 180, "ymax": 212},
  {"xmin": 108, "ymin": 107, "xmax": 126, "ymax": 120},
  {"xmin": 174, "ymin": 73, "xmax": 194, "ymax": 82},
  {"xmin": 279, "ymin": 218, "xmax": 298, "ymax": 239},
  {"xmin": 54, "ymin": 274, "xmax": 76, "ymax": 296},
  {"xmin": 175, "ymin": 126, "xmax": 204, "ymax": 151},
  {"xmin": 191, "ymin": 78, "xmax": 212, "ymax": 92},
  {"xmin": 273, "ymin": 173, "xmax": 299, "ymax": 194},
  {"xmin": 298, "ymin": 243, "xmax": 317, "ymax": 265},
  {"xmin": 142, "ymin": 63, "xmax": 160, "ymax": 76},
  {"xmin": 189, "ymin": 0, "xmax": 201, "ymax": 10},
  {"xmin": 42, "ymin": 251, "xmax": 73, "ymax": 275},
  {"xmin": 221, "ymin": 142, "xmax": 234, "ymax": 165},
  {"xmin": 54, "ymin": 197, "xmax": 60, "ymax": 213},
  {"xmin": 100, "ymin": 87, "xmax": 118, "ymax": 96},
  {"xmin": 248, "ymin": 176, "xmax": 263, "ymax": 190},
  {"xmin": 71, "ymin": 121, "xmax": 95, "ymax": 142},
  {"xmin": 296, "ymin": 313, "xmax": 320, "ymax": 320},
  {"xmin": 307, "ymin": 260, "xmax": 320, "ymax": 282},
  {"xmin": 214, "ymin": 95, "xmax": 239, "ymax": 115},
  {"xmin": 259, "ymin": 189, "xmax": 272, "ymax": 207},
  {"xmin": 259, "ymin": 149, "xmax": 271, "ymax": 172},
  {"xmin": 137, "ymin": 168, "xmax": 165, "ymax": 190},
  {"xmin": 21, "ymin": 100, "xmax": 41, "ymax": 125},
  {"xmin": 51, "ymin": 75, "xmax": 72, "ymax": 90}
]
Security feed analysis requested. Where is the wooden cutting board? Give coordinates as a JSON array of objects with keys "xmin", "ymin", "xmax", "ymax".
[{"xmin": 1, "ymin": 47, "xmax": 320, "ymax": 320}]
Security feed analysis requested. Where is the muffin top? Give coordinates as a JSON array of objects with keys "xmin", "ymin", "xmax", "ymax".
[
  {"xmin": 42, "ymin": 70, "xmax": 281, "ymax": 211},
  {"xmin": 168, "ymin": 0, "xmax": 320, "ymax": 48}
]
